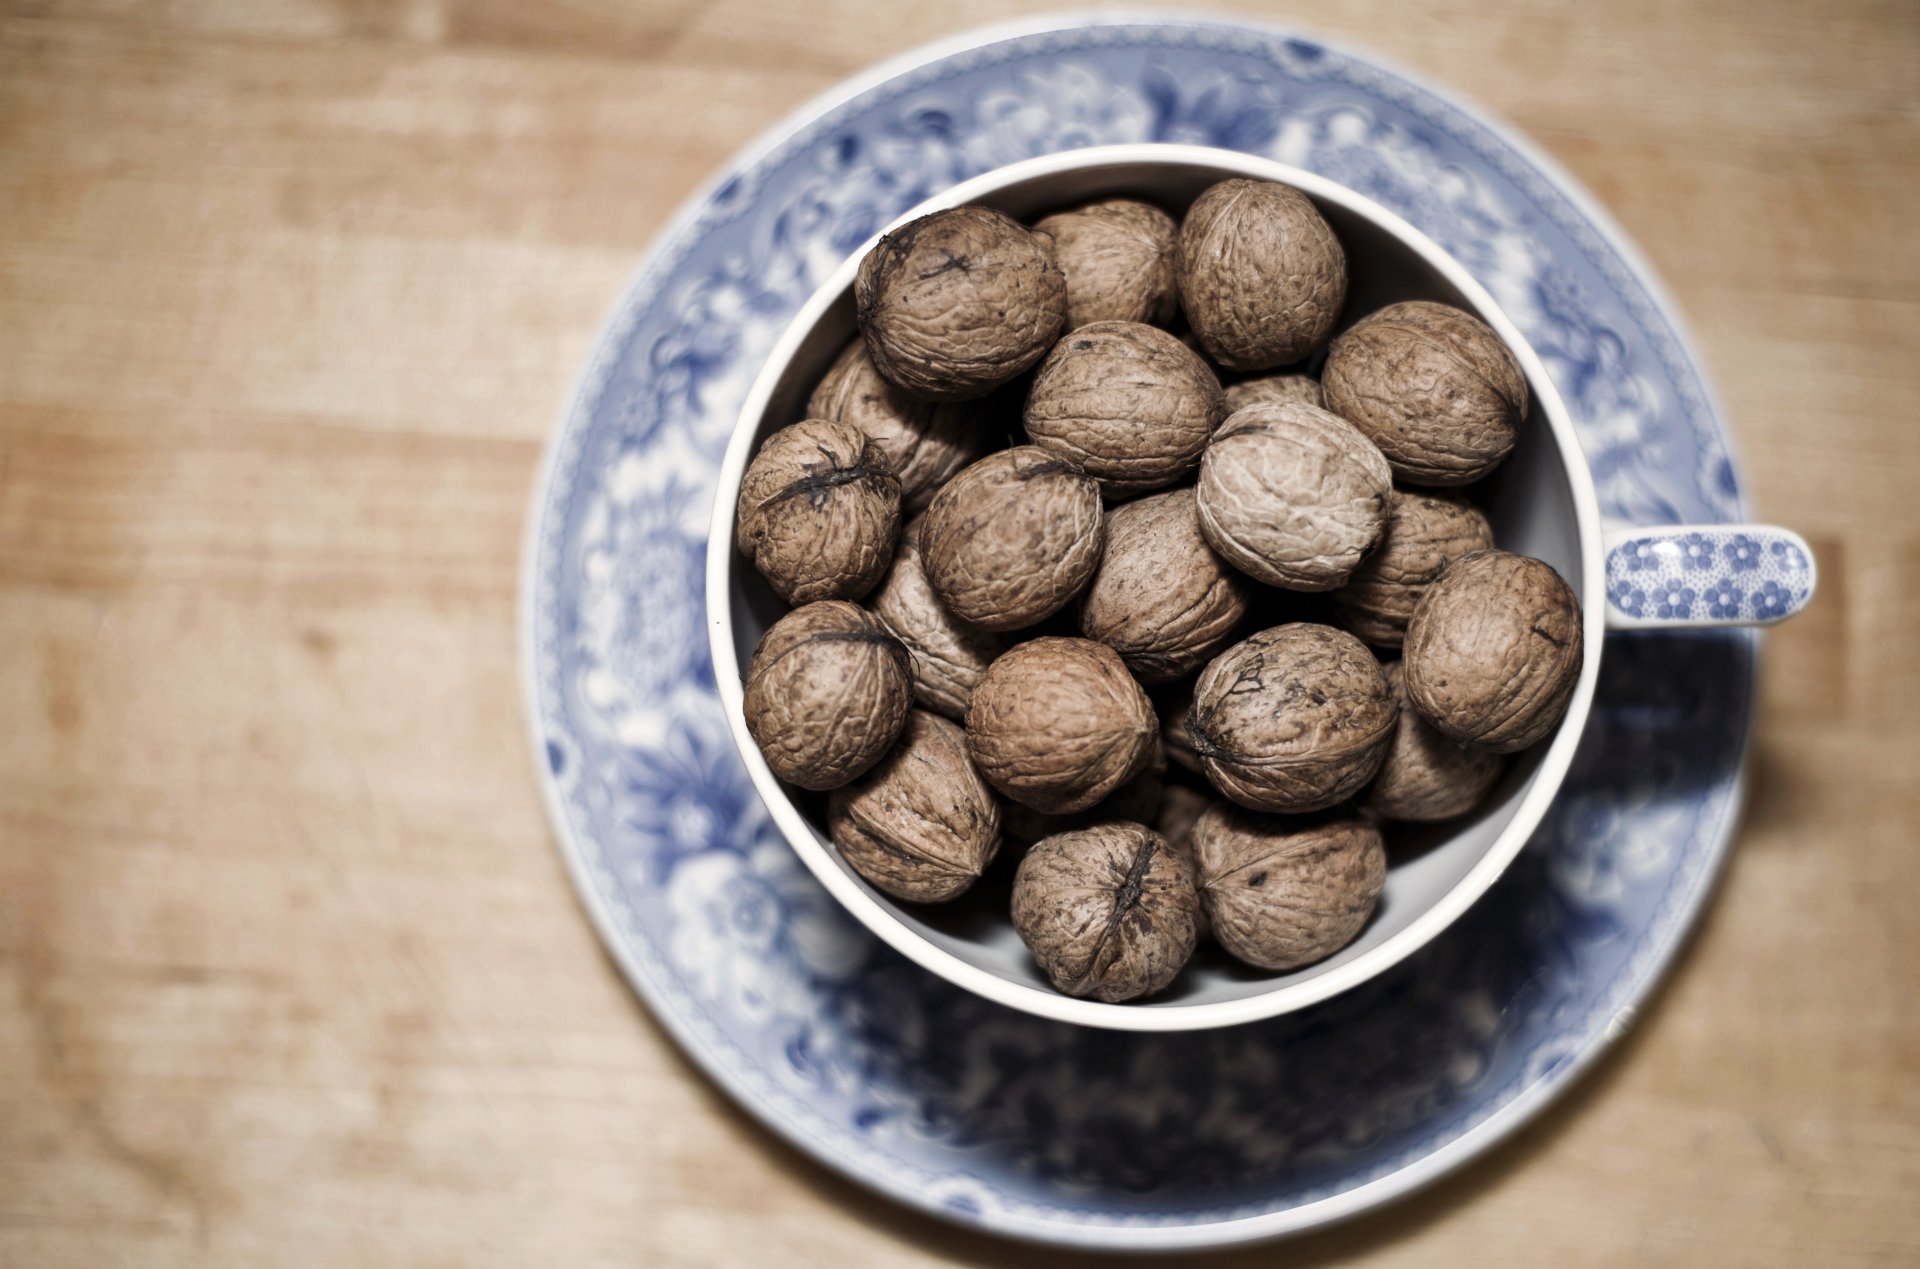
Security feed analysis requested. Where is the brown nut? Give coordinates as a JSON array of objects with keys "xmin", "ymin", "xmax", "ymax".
[
  {"xmin": 867, "ymin": 517, "xmax": 1005, "ymax": 720},
  {"xmin": 1334, "ymin": 492, "xmax": 1495, "ymax": 648},
  {"xmin": 736, "ymin": 418, "xmax": 901, "ymax": 604},
  {"xmin": 1158, "ymin": 685, "xmax": 1204, "ymax": 776},
  {"xmin": 1078, "ymin": 487, "xmax": 1251, "ymax": 683},
  {"xmin": 1223, "ymin": 370, "xmax": 1323, "ymax": 414},
  {"xmin": 1366, "ymin": 662, "xmax": 1505, "ymax": 822},
  {"xmin": 1154, "ymin": 783, "xmax": 1216, "ymax": 945},
  {"xmin": 743, "ymin": 601, "xmax": 912, "ymax": 791},
  {"xmin": 965, "ymin": 638, "xmax": 1156, "ymax": 815},
  {"xmin": 1402, "ymin": 550, "xmax": 1583, "ymax": 753},
  {"xmin": 921, "ymin": 446, "xmax": 1105, "ymax": 631},
  {"xmin": 1024, "ymin": 321, "xmax": 1225, "ymax": 496},
  {"xmin": 1177, "ymin": 179, "xmax": 1348, "ymax": 371},
  {"xmin": 1187, "ymin": 623, "xmax": 1395, "ymax": 813},
  {"xmin": 1032, "ymin": 198, "xmax": 1179, "ymax": 330},
  {"xmin": 854, "ymin": 206, "xmax": 1066, "ymax": 401},
  {"xmin": 1196, "ymin": 402, "xmax": 1392, "ymax": 591},
  {"xmin": 1002, "ymin": 740, "xmax": 1167, "ymax": 845},
  {"xmin": 1322, "ymin": 301, "xmax": 1527, "ymax": 486},
  {"xmin": 1011, "ymin": 821, "xmax": 1198, "ymax": 1002},
  {"xmin": 807, "ymin": 339, "xmax": 996, "ymax": 512},
  {"xmin": 1190, "ymin": 804, "xmax": 1385, "ymax": 971},
  {"xmin": 827, "ymin": 710, "xmax": 1002, "ymax": 902}
]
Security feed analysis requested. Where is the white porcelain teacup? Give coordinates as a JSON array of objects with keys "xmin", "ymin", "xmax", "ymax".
[{"xmin": 706, "ymin": 145, "xmax": 1813, "ymax": 1032}]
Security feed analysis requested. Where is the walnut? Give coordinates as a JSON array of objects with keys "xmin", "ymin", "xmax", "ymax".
[
  {"xmin": 1024, "ymin": 321, "xmax": 1225, "ymax": 496},
  {"xmin": 1322, "ymin": 301, "xmax": 1527, "ymax": 486},
  {"xmin": 1334, "ymin": 492, "xmax": 1495, "ymax": 648},
  {"xmin": 1223, "ymin": 371, "xmax": 1323, "ymax": 413},
  {"xmin": 1078, "ymin": 487, "xmax": 1251, "ymax": 682},
  {"xmin": 855, "ymin": 206, "xmax": 1066, "ymax": 401},
  {"xmin": 1366, "ymin": 662, "xmax": 1505, "ymax": 821},
  {"xmin": 1031, "ymin": 198, "xmax": 1179, "ymax": 331},
  {"xmin": 1154, "ymin": 783, "xmax": 1216, "ymax": 944},
  {"xmin": 1011, "ymin": 821, "xmax": 1198, "ymax": 1002},
  {"xmin": 866, "ymin": 517, "xmax": 1005, "ymax": 720},
  {"xmin": 965, "ymin": 638, "xmax": 1156, "ymax": 814},
  {"xmin": 1177, "ymin": 179, "xmax": 1348, "ymax": 371},
  {"xmin": 1157, "ymin": 685, "xmax": 1204, "ymax": 776},
  {"xmin": 807, "ymin": 339, "xmax": 995, "ymax": 512},
  {"xmin": 1186, "ymin": 623, "xmax": 1395, "ymax": 813},
  {"xmin": 735, "ymin": 418, "xmax": 900, "ymax": 604},
  {"xmin": 743, "ymin": 601, "xmax": 912, "ymax": 791},
  {"xmin": 827, "ymin": 710, "xmax": 1002, "ymax": 902},
  {"xmin": 1402, "ymin": 550, "xmax": 1584, "ymax": 753},
  {"xmin": 1189, "ymin": 804, "xmax": 1385, "ymax": 971},
  {"xmin": 1196, "ymin": 401, "xmax": 1392, "ymax": 591},
  {"xmin": 921, "ymin": 446, "xmax": 1105, "ymax": 631},
  {"xmin": 1001, "ymin": 740, "xmax": 1167, "ymax": 845}
]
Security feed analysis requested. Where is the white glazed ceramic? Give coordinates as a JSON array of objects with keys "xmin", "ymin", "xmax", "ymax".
[{"xmin": 707, "ymin": 144, "xmax": 1811, "ymax": 1033}]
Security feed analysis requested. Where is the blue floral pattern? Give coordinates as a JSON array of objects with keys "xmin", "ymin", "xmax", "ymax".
[
  {"xmin": 526, "ymin": 18, "xmax": 1759, "ymax": 1250},
  {"xmin": 1605, "ymin": 528, "xmax": 1812, "ymax": 626}
]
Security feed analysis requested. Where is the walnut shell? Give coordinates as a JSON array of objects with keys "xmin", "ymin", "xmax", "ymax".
[
  {"xmin": 1002, "ymin": 740, "xmax": 1167, "ymax": 845},
  {"xmin": 1078, "ymin": 487, "xmax": 1251, "ymax": 683},
  {"xmin": 807, "ymin": 339, "xmax": 996, "ymax": 512},
  {"xmin": 1157, "ymin": 685, "xmax": 1203, "ymax": 776},
  {"xmin": 1196, "ymin": 402, "xmax": 1392, "ymax": 591},
  {"xmin": 854, "ymin": 206, "xmax": 1066, "ymax": 401},
  {"xmin": 921, "ymin": 446, "xmax": 1105, "ymax": 631},
  {"xmin": 1032, "ymin": 198, "xmax": 1179, "ymax": 331},
  {"xmin": 1187, "ymin": 623, "xmax": 1395, "ymax": 813},
  {"xmin": 1177, "ymin": 179, "xmax": 1348, "ymax": 371},
  {"xmin": 1190, "ymin": 804, "xmax": 1385, "ymax": 971},
  {"xmin": 867, "ymin": 517, "xmax": 1005, "ymax": 720},
  {"xmin": 827, "ymin": 710, "xmax": 1002, "ymax": 902},
  {"xmin": 1011, "ymin": 821, "xmax": 1198, "ymax": 1002},
  {"xmin": 1402, "ymin": 550, "xmax": 1584, "ymax": 753},
  {"xmin": 736, "ymin": 418, "xmax": 901, "ymax": 604},
  {"xmin": 965, "ymin": 638, "xmax": 1156, "ymax": 815},
  {"xmin": 1333, "ymin": 492, "xmax": 1496, "ymax": 648},
  {"xmin": 1366, "ymin": 662, "xmax": 1505, "ymax": 821},
  {"xmin": 1154, "ymin": 783, "xmax": 1216, "ymax": 945},
  {"xmin": 743, "ymin": 601, "xmax": 912, "ymax": 791},
  {"xmin": 1322, "ymin": 301, "xmax": 1527, "ymax": 486},
  {"xmin": 1223, "ymin": 371, "xmax": 1323, "ymax": 413},
  {"xmin": 1024, "ymin": 321, "xmax": 1226, "ymax": 496}
]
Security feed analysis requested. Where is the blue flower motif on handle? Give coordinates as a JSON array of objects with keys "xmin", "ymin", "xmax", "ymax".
[
  {"xmin": 1677, "ymin": 533, "xmax": 1715, "ymax": 570},
  {"xmin": 1722, "ymin": 534, "xmax": 1762, "ymax": 573},
  {"xmin": 1654, "ymin": 585, "xmax": 1695, "ymax": 620},
  {"xmin": 1751, "ymin": 580, "xmax": 1793, "ymax": 620},
  {"xmin": 1705, "ymin": 583, "xmax": 1743, "ymax": 620}
]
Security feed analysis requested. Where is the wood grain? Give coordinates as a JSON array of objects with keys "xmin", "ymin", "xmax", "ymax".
[{"xmin": 2, "ymin": 2, "xmax": 1916, "ymax": 1265}]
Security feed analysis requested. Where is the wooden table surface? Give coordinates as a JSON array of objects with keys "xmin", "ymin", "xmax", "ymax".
[{"xmin": 3, "ymin": 2, "xmax": 1916, "ymax": 1265}]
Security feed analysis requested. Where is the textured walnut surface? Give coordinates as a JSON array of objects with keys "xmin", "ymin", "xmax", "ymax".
[
  {"xmin": 965, "ymin": 637, "xmax": 1156, "ymax": 814},
  {"xmin": 1334, "ymin": 491, "xmax": 1496, "ymax": 648},
  {"xmin": 920, "ymin": 446, "xmax": 1105, "ymax": 631},
  {"xmin": 1010, "ymin": 821, "xmax": 1197, "ymax": 1002},
  {"xmin": 1322, "ymin": 300, "xmax": 1527, "ymax": 486},
  {"xmin": 1223, "ymin": 370, "xmax": 1324, "ymax": 413},
  {"xmin": 1177, "ymin": 179, "xmax": 1348, "ymax": 371},
  {"xmin": 743, "ymin": 601, "xmax": 912, "ymax": 791},
  {"xmin": 1190, "ymin": 804, "xmax": 1385, "ymax": 971},
  {"xmin": 1155, "ymin": 784, "xmax": 1216, "ymax": 943},
  {"xmin": 1196, "ymin": 401, "xmax": 1392, "ymax": 591},
  {"xmin": 1078, "ymin": 487, "xmax": 1250, "ymax": 683},
  {"xmin": 1366, "ymin": 661, "xmax": 1506, "ymax": 822},
  {"xmin": 827, "ymin": 710, "xmax": 1002, "ymax": 903},
  {"xmin": 1187, "ymin": 622, "xmax": 1395, "ymax": 813},
  {"xmin": 1157, "ymin": 684, "xmax": 1203, "ymax": 776},
  {"xmin": 1402, "ymin": 549, "xmax": 1584, "ymax": 753},
  {"xmin": 735, "ymin": 417, "xmax": 900, "ymax": 605},
  {"xmin": 1024, "ymin": 321, "xmax": 1225, "ymax": 496},
  {"xmin": 807, "ymin": 339, "xmax": 993, "ymax": 511},
  {"xmin": 866, "ymin": 517, "xmax": 1004, "ymax": 720},
  {"xmin": 1032, "ymin": 198, "xmax": 1178, "ymax": 331},
  {"xmin": 854, "ymin": 206, "xmax": 1065, "ymax": 401},
  {"xmin": 1001, "ymin": 762, "xmax": 1164, "ymax": 846}
]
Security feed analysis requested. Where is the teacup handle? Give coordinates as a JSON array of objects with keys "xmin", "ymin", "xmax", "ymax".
[{"xmin": 1602, "ymin": 524, "xmax": 1816, "ymax": 630}]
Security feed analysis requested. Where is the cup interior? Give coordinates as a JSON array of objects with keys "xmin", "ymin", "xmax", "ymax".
[{"xmin": 711, "ymin": 148, "xmax": 1599, "ymax": 1029}]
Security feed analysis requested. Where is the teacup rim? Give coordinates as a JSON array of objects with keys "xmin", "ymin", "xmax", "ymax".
[{"xmin": 706, "ymin": 143, "xmax": 1606, "ymax": 1032}]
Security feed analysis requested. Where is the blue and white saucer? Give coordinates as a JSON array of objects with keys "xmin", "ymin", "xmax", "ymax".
[{"xmin": 521, "ymin": 16, "xmax": 1752, "ymax": 1250}]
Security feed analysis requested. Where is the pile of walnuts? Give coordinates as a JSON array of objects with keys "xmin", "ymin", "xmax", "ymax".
[{"xmin": 738, "ymin": 185, "xmax": 1583, "ymax": 1003}]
